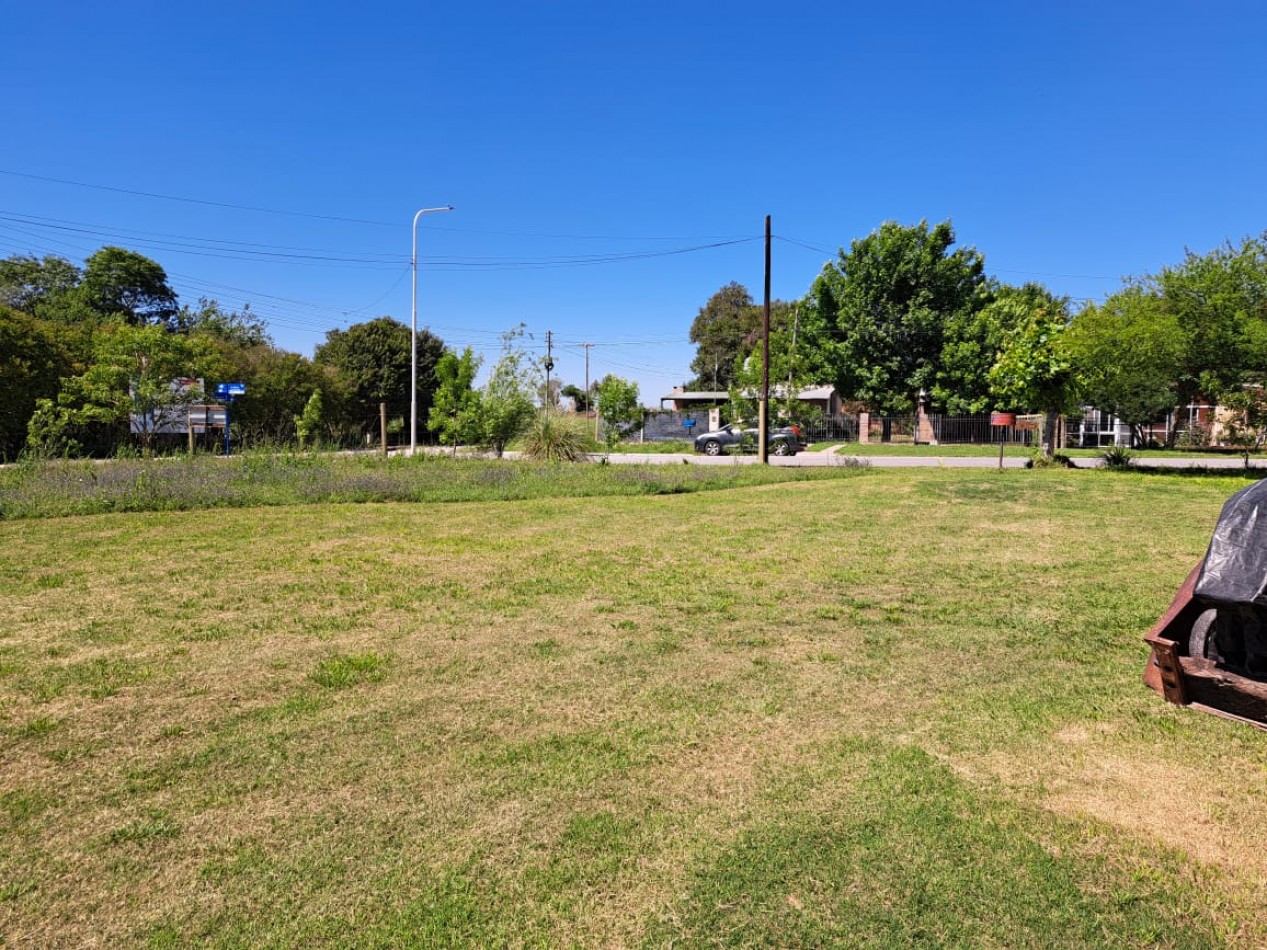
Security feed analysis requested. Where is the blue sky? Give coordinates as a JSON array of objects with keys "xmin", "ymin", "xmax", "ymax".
[{"xmin": 3, "ymin": 1, "xmax": 1265, "ymax": 403}]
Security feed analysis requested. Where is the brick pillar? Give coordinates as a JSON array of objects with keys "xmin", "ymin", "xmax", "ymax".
[{"xmin": 917, "ymin": 405, "xmax": 936, "ymax": 444}]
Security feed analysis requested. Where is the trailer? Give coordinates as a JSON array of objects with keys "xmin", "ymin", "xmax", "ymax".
[{"xmin": 1144, "ymin": 480, "xmax": 1267, "ymax": 729}]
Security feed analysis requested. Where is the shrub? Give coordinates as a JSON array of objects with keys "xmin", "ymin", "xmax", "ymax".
[
  {"xmin": 519, "ymin": 414, "xmax": 589, "ymax": 462},
  {"xmin": 1101, "ymin": 445, "xmax": 1134, "ymax": 469}
]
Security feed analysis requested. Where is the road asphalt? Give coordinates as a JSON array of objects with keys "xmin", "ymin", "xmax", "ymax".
[{"xmin": 420, "ymin": 445, "xmax": 1267, "ymax": 470}]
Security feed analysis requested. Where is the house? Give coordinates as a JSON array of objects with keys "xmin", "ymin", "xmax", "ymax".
[
  {"xmin": 1069, "ymin": 403, "xmax": 1219, "ymax": 448},
  {"xmin": 660, "ymin": 384, "xmax": 841, "ymax": 416}
]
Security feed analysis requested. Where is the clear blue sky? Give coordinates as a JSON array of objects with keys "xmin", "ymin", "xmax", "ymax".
[{"xmin": 3, "ymin": 1, "xmax": 1265, "ymax": 403}]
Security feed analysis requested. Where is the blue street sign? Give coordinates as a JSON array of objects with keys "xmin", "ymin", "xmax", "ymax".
[
  {"xmin": 683, "ymin": 419, "xmax": 696, "ymax": 428},
  {"xmin": 215, "ymin": 382, "xmax": 246, "ymax": 399}
]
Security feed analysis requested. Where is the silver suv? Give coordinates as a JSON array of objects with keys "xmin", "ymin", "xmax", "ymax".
[{"xmin": 693, "ymin": 423, "xmax": 803, "ymax": 456}]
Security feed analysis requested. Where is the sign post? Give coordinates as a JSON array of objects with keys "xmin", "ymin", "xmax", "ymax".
[
  {"xmin": 214, "ymin": 383, "xmax": 246, "ymax": 457},
  {"xmin": 990, "ymin": 412, "xmax": 1016, "ymax": 470}
]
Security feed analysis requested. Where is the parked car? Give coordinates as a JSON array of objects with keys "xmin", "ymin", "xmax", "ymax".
[{"xmin": 693, "ymin": 423, "xmax": 804, "ymax": 456}]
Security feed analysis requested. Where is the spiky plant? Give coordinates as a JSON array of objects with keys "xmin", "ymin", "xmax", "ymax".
[{"xmin": 519, "ymin": 414, "xmax": 590, "ymax": 462}]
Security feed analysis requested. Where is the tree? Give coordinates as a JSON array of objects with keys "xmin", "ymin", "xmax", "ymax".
[
  {"xmin": 180, "ymin": 298, "xmax": 271, "ymax": 347},
  {"xmin": 1220, "ymin": 384, "xmax": 1267, "ymax": 465},
  {"xmin": 688, "ymin": 283, "xmax": 765, "ymax": 390},
  {"xmin": 32, "ymin": 324, "xmax": 215, "ymax": 455},
  {"xmin": 476, "ymin": 327, "xmax": 539, "ymax": 457},
  {"xmin": 314, "ymin": 317, "xmax": 444, "ymax": 440},
  {"xmin": 0, "ymin": 254, "xmax": 81, "ymax": 319},
  {"xmin": 294, "ymin": 390, "xmax": 324, "ymax": 448},
  {"xmin": 210, "ymin": 343, "xmax": 341, "ymax": 446},
  {"xmin": 932, "ymin": 282, "xmax": 1036, "ymax": 414},
  {"xmin": 730, "ymin": 301, "xmax": 835, "ymax": 428},
  {"xmin": 428, "ymin": 347, "xmax": 482, "ymax": 455},
  {"xmin": 812, "ymin": 220, "xmax": 989, "ymax": 414},
  {"xmin": 0, "ymin": 306, "xmax": 71, "ymax": 459},
  {"xmin": 79, "ymin": 247, "xmax": 180, "ymax": 328},
  {"xmin": 561, "ymin": 382, "xmax": 595, "ymax": 413},
  {"xmin": 595, "ymin": 374, "xmax": 642, "ymax": 451},
  {"xmin": 1156, "ymin": 234, "xmax": 1267, "ymax": 407},
  {"xmin": 1065, "ymin": 286, "xmax": 1185, "ymax": 441},
  {"xmin": 988, "ymin": 289, "xmax": 1077, "ymax": 454}
]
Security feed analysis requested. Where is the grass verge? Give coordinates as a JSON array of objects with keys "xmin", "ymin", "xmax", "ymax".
[
  {"xmin": 0, "ymin": 452, "xmax": 861, "ymax": 520},
  {"xmin": 2, "ymin": 467, "xmax": 1265, "ymax": 946}
]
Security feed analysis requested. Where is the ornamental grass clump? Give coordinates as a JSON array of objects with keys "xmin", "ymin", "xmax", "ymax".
[{"xmin": 519, "ymin": 414, "xmax": 590, "ymax": 462}]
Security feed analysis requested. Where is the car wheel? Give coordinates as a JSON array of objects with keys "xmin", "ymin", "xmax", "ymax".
[
  {"xmin": 772, "ymin": 441, "xmax": 790, "ymax": 456},
  {"xmin": 702, "ymin": 440, "xmax": 723, "ymax": 456}
]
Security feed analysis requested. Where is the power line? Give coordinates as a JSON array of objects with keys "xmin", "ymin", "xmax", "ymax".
[
  {"xmin": 0, "ymin": 168, "xmax": 399, "ymax": 227},
  {"xmin": 0, "ymin": 168, "xmax": 758, "ymax": 243},
  {"xmin": 0, "ymin": 211, "xmax": 761, "ymax": 271}
]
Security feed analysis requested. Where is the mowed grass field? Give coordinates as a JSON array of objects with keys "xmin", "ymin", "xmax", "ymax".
[{"xmin": 3, "ymin": 465, "xmax": 1267, "ymax": 948}]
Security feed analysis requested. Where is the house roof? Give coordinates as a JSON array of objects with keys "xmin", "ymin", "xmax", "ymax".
[
  {"xmin": 661, "ymin": 390, "xmax": 728, "ymax": 402},
  {"xmin": 663, "ymin": 385, "xmax": 836, "ymax": 402}
]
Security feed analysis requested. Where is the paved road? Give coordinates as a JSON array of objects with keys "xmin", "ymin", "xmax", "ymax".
[
  {"xmin": 589, "ymin": 450, "xmax": 1033, "ymax": 468},
  {"xmin": 420, "ymin": 444, "xmax": 1267, "ymax": 470}
]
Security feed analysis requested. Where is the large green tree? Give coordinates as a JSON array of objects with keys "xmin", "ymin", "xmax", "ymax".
[
  {"xmin": 812, "ymin": 220, "xmax": 988, "ymax": 414},
  {"xmin": 1065, "ymin": 286, "xmax": 1185, "ymax": 437},
  {"xmin": 932, "ymin": 282, "xmax": 1048, "ymax": 414},
  {"xmin": 79, "ymin": 246, "xmax": 180, "ymax": 329},
  {"xmin": 1146, "ymin": 233, "xmax": 1267, "ymax": 406},
  {"xmin": 314, "ymin": 317, "xmax": 444, "ymax": 439},
  {"xmin": 29, "ymin": 324, "xmax": 215, "ymax": 455},
  {"xmin": 0, "ymin": 254, "xmax": 81, "ymax": 320},
  {"xmin": 988, "ymin": 288, "xmax": 1077, "ymax": 453},
  {"xmin": 0, "ymin": 306, "xmax": 72, "ymax": 459},
  {"xmin": 687, "ymin": 283, "xmax": 792, "ymax": 391}
]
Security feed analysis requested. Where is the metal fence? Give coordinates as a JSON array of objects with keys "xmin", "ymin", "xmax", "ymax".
[
  {"xmin": 799, "ymin": 414, "xmax": 860, "ymax": 443},
  {"xmin": 928, "ymin": 414, "xmax": 1036, "ymax": 446}
]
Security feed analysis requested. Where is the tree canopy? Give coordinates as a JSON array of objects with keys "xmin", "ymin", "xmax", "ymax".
[
  {"xmin": 811, "ymin": 220, "xmax": 989, "ymax": 415},
  {"xmin": 79, "ymin": 246, "xmax": 181, "ymax": 328},
  {"xmin": 314, "ymin": 317, "xmax": 444, "ymax": 437}
]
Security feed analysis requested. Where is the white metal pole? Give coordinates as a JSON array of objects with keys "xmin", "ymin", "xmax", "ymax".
[{"xmin": 411, "ymin": 205, "xmax": 454, "ymax": 456}]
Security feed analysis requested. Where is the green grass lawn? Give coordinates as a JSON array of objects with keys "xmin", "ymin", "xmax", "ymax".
[{"xmin": 3, "ymin": 464, "xmax": 1266, "ymax": 947}]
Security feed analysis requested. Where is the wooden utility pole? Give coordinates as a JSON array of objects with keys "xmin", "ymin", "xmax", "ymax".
[
  {"xmin": 380, "ymin": 401, "xmax": 388, "ymax": 455},
  {"xmin": 759, "ymin": 214, "xmax": 771, "ymax": 464},
  {"xmin": 580, "ymin": 341, "xmax": 597, "ymax": 439}
]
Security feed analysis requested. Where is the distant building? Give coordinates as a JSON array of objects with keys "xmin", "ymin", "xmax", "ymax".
[{"xmin": 660, "ymin": 384, "xmax": 840, "ymax": 416}]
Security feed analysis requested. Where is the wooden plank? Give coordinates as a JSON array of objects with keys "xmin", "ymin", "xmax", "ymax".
[
  {"xmin": 1146, "ymin": 636, "xmax": 1188, "ymax": 705},
  {"xmin": 1178, "ymin": 656, "xmax": 1267, "ymax": 726}
]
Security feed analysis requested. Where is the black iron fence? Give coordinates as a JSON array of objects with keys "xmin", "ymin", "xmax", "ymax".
[{"xmin": 929, "ymin": 414, "xmax": 1037, "ymax": 446}]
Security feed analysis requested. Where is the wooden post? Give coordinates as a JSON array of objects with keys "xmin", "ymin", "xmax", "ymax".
[{"xmin": 380, "ymin": 401, "xmax": 388, "ymax": 456}]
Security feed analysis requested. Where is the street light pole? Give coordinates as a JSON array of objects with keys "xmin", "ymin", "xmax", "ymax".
[{"xmin": 411, "ymin": 205, "xmax": 454, "ymax": 456}]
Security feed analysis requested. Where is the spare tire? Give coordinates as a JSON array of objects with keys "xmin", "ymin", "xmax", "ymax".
[{"xmin": 1190, "ymin": 608, "xmax": 1219, "ymax": 660}]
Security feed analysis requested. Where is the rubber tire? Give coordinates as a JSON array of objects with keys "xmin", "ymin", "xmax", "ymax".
[
  {"xmin": 1189, "ymin": 608, "xmax": 1219, "ymax": 659},
  {"xmin": 702, "ymin": 440, "xmax": 723, "ymax": 456},
  {"xmin": 772, "ymin": 441, "xmax": 791, "ymax": 456}
]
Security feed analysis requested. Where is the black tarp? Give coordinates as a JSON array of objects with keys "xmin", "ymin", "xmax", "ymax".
[{"xmin": 1195, "ymin": 479, "xmax": 1267, "ymax": 609}]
